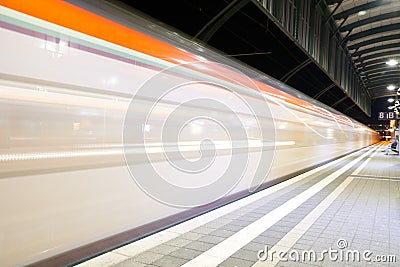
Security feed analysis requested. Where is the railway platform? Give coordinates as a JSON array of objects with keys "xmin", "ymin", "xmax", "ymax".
[{"xmin": 75, "ymin": 142, "xmax": 399, "ymax": 267}]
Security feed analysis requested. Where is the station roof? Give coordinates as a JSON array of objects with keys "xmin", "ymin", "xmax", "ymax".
[
  {"xmin": 111, "ymin": 0, "xmax": 399, "ymax": 125},
  {"xmin": 327, "ymin": 0, "xmax": 400, "ymax": 99}
]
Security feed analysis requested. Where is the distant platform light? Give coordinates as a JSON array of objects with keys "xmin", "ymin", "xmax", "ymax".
[
  {"xmin": 388, "ymin": 98, "xmax": 395, "ymax": 103},
  {"xmin": 386, "ymin": 59, "xmax": 398, "ymax": 66},
  {"xmin": 387, "ymin": 85, "xmax": 396, "ymax": 90},
  {"xmin": 358, "ymin": 10, "xmax": 367, "ymax": 16}
]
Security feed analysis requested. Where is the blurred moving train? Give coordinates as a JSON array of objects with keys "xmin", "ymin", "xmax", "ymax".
[{"xmin": 0, "ymin": 0, "xmax": 379, "ymax": 266}]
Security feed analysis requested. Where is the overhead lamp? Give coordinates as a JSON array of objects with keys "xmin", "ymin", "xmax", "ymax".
[
  {"xmin": 388, "ymin": 98, "xmax": 395, "ymax": 103},
  {"xmin": 387, "ymin": 85, "xmax": 396, "ymax": 90},
  {"xmin": 358, "ymin": 10, "xmax": 367, "ymax": 16},
  {"xmin": 386, "ymin": 59, "xmax": 398, "ymax": 66}
]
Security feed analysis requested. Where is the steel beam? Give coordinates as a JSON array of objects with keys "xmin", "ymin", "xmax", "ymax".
[
  {"xmin": 194, "ymin": 0, "xmax": 250, "ymax": 43},
  {"xmin": 345, "ymin": 23, "xmax": 400, "ymax": 42},
  {"xmin": 334, "ymin": 0, "xmax": 394, "ymax": 20},
  {"xmin": 341, "ymin": 11, "xmax": 400, "ymax": 32},
  {"xmin": 352, "ymin": 43, "xmax": 400, "ymax": 57},
  {"xmin": 348, "ymin": 34, "xmax": 400, "ymax": 50},
  {"xmin": 354, "ymin": 49, "xmax": 400, "ymax": 63},
  {"xmin": 313, "ymin": 83, "xmax": 336, "ymax": 100},
  {"xmin": 332, "ymin": 96, "xmax": 348, "ymax": 107}
]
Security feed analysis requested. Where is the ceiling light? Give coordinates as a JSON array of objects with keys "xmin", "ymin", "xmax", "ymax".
[
  {"xmin": 358, "ymin": 10, "xmax": 367, "ymax": 16},
  {"xmin": 386, "ymin": 59, "xmax": 398, "ymax": 66},
  {"xmin": 387, "ymin": 85, "xmax": 396, "ymax": 90},
  {"xmin": 388, "ymin": 98, "xmax": 395, "ymax": 103}
]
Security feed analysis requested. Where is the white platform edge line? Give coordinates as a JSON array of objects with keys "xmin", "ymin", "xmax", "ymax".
[
  {"xmin": 180, "ymin": 145, "xmax": 378, "ymax": 267},
  {"xmin": 251, "ymin": 146, "xmax": 381, "ymax": 266},
  {"xmin": 74, "ymin": 144, "xmax": 379, "ymax": 266}
]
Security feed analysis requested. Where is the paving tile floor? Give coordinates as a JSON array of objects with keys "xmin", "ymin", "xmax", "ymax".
[{"xmin": 78, "ymin": 144, "xmax": 400, "ymax": 267}]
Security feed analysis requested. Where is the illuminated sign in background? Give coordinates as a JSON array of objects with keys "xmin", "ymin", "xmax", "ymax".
[{"xmin": 378, "ymin": 112, "xmax": 400, "ymax": 120}]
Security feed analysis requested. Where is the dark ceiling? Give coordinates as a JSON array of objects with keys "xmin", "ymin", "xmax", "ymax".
[
  {"xmin": 327, "ymin": 0, "xmax": 400, "ymax": 100},
  {"xmin": 109, "ymin": 0, "xmax": 399, "ymax": 126}
]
